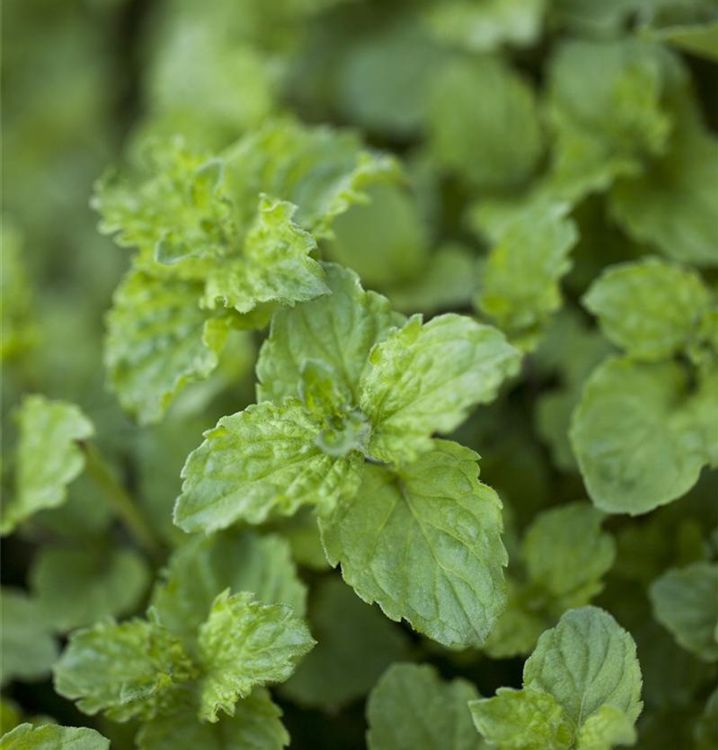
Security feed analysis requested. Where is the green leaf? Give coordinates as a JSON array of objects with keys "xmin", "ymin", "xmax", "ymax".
[
  {"xmin": 104, "ymin": 268, "xmax": 233, "ymax": 425},
  {"xmin": 367, "ymin": 663, "xmax": 483, "ymax": 750},
  {"xmin": 475, "ymin": 205, "xmax": 578, "ymax": 351},
  {"xmin": 152, "ymin": 530, "xmax": 307, "ymax": 649},
  {"xmin": 256, "ymin": 263, "xmax": 403, "ymax": 406},
  {"xmin": 425, "ymin": 0, "xmax": 545, "ymax": 53},
  {"xmin": 522, "ymin": 502, "xmax": 616, "ymax": 613},
  {"xmin": 224, "ymin": 118, "xmax": 402, "ymax": 240},
  {"xmin": 570, "ymin": 357, "xmax": 718, "ymax": 514},
  {"xmin": 30, "ymin": 545, "xmax": 150, "ymax": 632},
  {"xmin": 0, "ymin": 724, "xmax": 110, "ymax": 750},
  {"xmin": 320, "ymin": 441, "xmax": 508, "ymax": 648},
  {"xmin": 281, "ymin": 577, "xmax": 410, "ymax": 710},
  {"xmin": 649, "ymin": 562, "xmax": 718, "ymax": 662},
  {"xmin": 473, "ymin": 607, "xmax": 642, "ymax": 750},
  {"xmin": 469, "ymin": 688, "xmax": 573, "ymax": 750},
  {"xmin": 644, "ymin": 20, "xmax": 718, "ymax": 62},
  {"xmin": 136, "ymin": 688, "xmax": 288, "ymax": 750},
  {"xmin": 174, "ymin": 398, "xmax": 363, "ymax": 533},
  {"xmin": 428, "ymin": 57, "xmax": 543, "ymax": 191},
  {"xmin": 545, "ymin": 39, "xmax": 676, "ymax": 198},
  {"xmin": 609, "ymin": 111, "xmax": 718, "ymax": 266},
  {"xmin": 576, "ymin": 705, "xmax": 637, "ymax": 750},
  {"xmin": 54, "ymin": 618, "xmax": 195, "ymax": 722},
  {"xmin": 583, "ymin": 257, "xmax": 712, "ymax": 360},
  {"xmin": 360, "ymin": 315, "xmax": 520, "ymax": 463},
  {"xmin": 386, "ymin": 243, "xmax": 478, "ymax": 316},
  {"xmin": 0, "ymin": 220, "xmax": 36, "ymax": 362},
  {"xmin": 524, "ymin": 607, "xmax": 643, "ymax": 728},
  {"xmin": 0, "ymin": 588, "xmax": 58, "ymax": 686},
  {"xmin": 2, "ymin": 396, "xmax": 93, "ymax": 535},
  {"xmin": 325, "ymin": 183, "xmax": 430, "ymax": 288},
  {"xmin": 195, "ymin": 590, "xmax": 315, "ymax": 722},
  {"xmin": 201, "ymin": 196, "xmax": 327, "ymax": 313}
]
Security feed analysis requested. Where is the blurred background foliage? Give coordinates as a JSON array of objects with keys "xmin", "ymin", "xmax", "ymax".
[{"xmin": 2, "ymin": 0, "xmax": 718, "ymax": 748}]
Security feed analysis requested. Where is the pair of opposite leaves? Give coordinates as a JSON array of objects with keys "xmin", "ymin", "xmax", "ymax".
[{"xmin": 175, "ymin": 263, "xmax": 522, "ymax": 648}]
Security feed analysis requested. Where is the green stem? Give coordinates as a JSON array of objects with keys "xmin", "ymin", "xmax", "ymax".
[{"xmin": 81, "ymin": 442, "xmax": 161, "ymax": 558}]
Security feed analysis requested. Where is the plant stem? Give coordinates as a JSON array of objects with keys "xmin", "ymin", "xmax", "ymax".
[{"xmin": 80, "ymin": 441, "xmax": 161, "ymax": 558}]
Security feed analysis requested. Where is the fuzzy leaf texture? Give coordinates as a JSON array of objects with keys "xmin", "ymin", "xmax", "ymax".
[{"xmin": 195, "ymin": 590, "xmax": 315, "ymax": 722}]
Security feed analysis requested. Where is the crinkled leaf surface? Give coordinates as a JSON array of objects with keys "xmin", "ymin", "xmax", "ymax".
[
  {"xmin": 174, "ymin": 398, "xmax": 363, "ymax": 532},
  {"xmin": 195, "ymin": 590, "xmax": 315, "ymax": 722},
  {"xmin": 257, "ymin": 263, "xmax": 403, "ymax": 405},
  {"xmin": 104, "ymin": 268, "xmax": 232, "ymax": 425},
  {"xmin": 649, "ymin": 562, "xmax": 718, "ymax": 662},
  {"xmin": 54, "ymin": 619, "xmax": 195, "ymax": 722},
  {"xmin": 0, "ymin": 724, "xmax": 110, "ymax": 750},
  {"xmin": 360, "ymin": 314, "xmax": 520, "ymax": 463},
  {"xmin": 152, "ymin": 530, "xmax": 306, "ymax": 649},
  {"xmin": 320, "ymin": 440, "xmax": 508, "ymax": 648},
  {"xmin": 367, "ymin": 663, "xmax": 483, "ymax": 750},
  {"xmin": 2, "ymin": 396, "xmax": 94, "ymax": 535}
]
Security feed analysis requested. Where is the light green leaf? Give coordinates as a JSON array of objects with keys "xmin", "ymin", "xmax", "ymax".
[
  {"xmin": 174, "ymin": 399, "xmax": 363, "ymax": 533},
  {"xmin": 577, "ymin": 705, "xmax": 637, "ymax": 750},
  {"xmin": 256, "ymin": 263, "xmax": 403, "ymax": 405},
  {"xmin": 645, "ymin": 20, "xmax": 718, "ymax": 61},
  {"xmin": 386, "ymin": 243, "xmax": 478, "ymax": 315},
  {"xmin": 609, "ymin": 114, "xmax": 718, "ymax": 266},
  {"xmin": 0, "ymin": 588, "xmax": 58, "ymax": 686},
  {"xmin": 570, "ymin": 357, "xmax": 718, "ymax": 514},
  {"xmin": 136, "ymin": 688, "xmax": 288, "ymax": 750},
  {"xmin": 524, "ymin": 607, "xmax": 643, "ymax": 728},
  {"xmin": 320, "ymin": 440, "xmax": 508, "ymax": 648},
  {"xmin": 223, "ymin": 119, "xmax": 402, "ymax": 240},
  {"xmin": 0, "ymin": 220, "xmax": 36, "ymax": 362},
  {"xmin": 546, "ymin": 39, "xmax": 676, "ymax": 198},
  {"xmin": 2, "ymin": 396, "xmax": 93, "ymax": 535},
  {"xmin": 360, "ymin": 314, "xmax": 520, "ymax": 463},
  {"xmin": 196, "ymin": 590, "xmax": 315, "ymax": 722},
  {"xmin": 152, "ymin": 530, "xmax": 307, "ymax": 649},
  {"xmin": 522, "ymin": 502, "xmax": 616, "ymax": 613},
  {"xmin": 583, "ymin": 257, "xmax": 712, "ymax": 360},
  {"xmin": 649, "ymin": 562, "xmax": 718, "ymax": 661},
  {"xmin": 469, "ymin": 688, "xmax": 573, "ymax": 750},
  {"xmin": 325, "ymin": 183, "xmax": 429, "ymax": 288},
  {"xmin": 425, "ymin": 0, "xmax": 545, "ymax": 53},
  {"xmin": 104, "ymin": 268, "xmax": 232, "ymax": 425},
  {"xmin": 54, "ymin": 619, "xmax": 195, "ymax": 722},
  {"xmin": 282, "ymin": 577, "xmax": 410, "ymax": 710},
  {"xmin": 202, "ymin": 196, "xmax": 327, "ymax": 313},
  {"xmin": 428, "ymin": 57, "xmax": 543, "ymax": 191},
  {"xmin": 0, "ymin": 724, "xmax": 110, "ymax": 750},
  {"xmin": 476, "ymin": 205, "xmax": 578, "ymax": 351},
  {"xmin": 367, "ymin": 663, "xmax": 483, "ymax": 750},
  {"xmin": 30, "ymin": 546, "xmax": 150, "ymax": 632}
]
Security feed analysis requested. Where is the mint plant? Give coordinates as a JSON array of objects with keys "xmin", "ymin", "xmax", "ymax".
[{"xmin": 2, "ymin": 1, "xmax": 717, "ymax": 749}]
